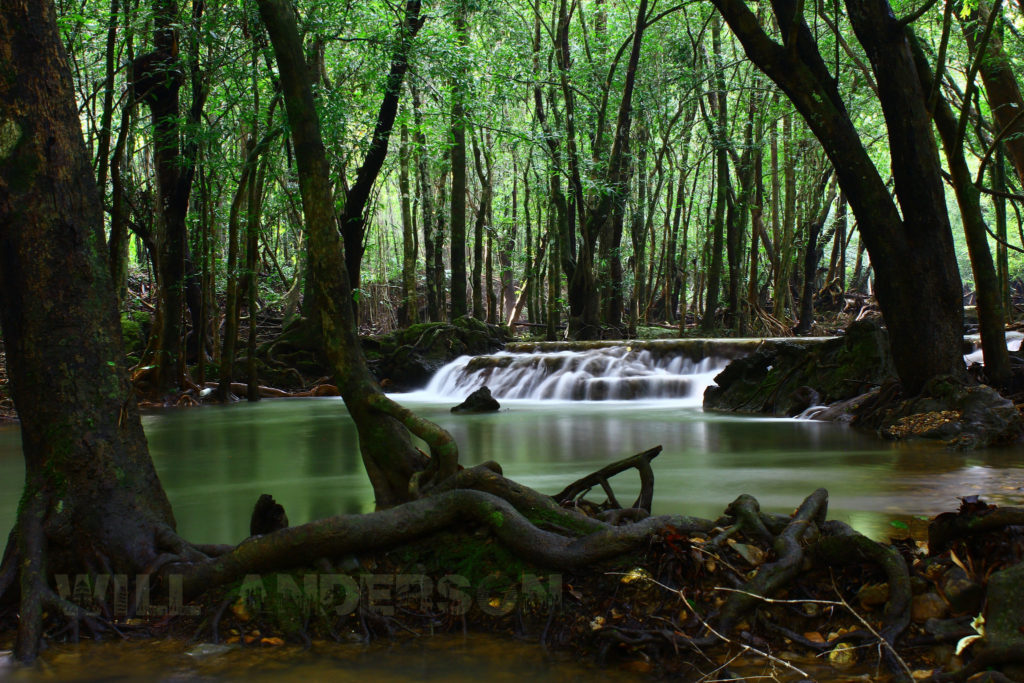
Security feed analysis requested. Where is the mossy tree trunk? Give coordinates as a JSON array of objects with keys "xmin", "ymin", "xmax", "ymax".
[
  {"xmin": 0, "ymin": 0, "xmax": 185, "ymax": 661},
  {"xmin": 713, "ymin": 0, "xmax": 966, "ymax": 395},
  {"xmin": 255, "ymin": 0, "xmax": 432, "ymax": 506}
]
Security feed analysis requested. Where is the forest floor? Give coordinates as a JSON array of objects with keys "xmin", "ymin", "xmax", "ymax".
[{"xmin": 2, "ymin": 489, "xmax": 1016, "ymax": 681}]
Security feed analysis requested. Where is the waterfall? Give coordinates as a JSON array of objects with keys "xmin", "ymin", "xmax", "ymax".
[{"xmin": 409, "ymin": 343, "xmax": 732, "ymax": 403}]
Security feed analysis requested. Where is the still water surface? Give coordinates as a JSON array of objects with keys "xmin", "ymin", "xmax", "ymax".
[{"xmin": 2, "ymin": 396, "xmax": 1023, "ymax": 543}]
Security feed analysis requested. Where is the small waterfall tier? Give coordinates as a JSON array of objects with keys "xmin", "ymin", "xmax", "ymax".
[{"xmin": 420, "ymin": 339, "xmax": 776, "ymax": 402}]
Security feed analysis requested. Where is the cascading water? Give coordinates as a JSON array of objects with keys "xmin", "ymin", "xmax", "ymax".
[{"xmin": 411, "ymin": 343, "xmax": 732, "ymax": 403}]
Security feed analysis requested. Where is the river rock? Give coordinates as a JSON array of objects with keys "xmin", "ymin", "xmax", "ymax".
[
  {"xmin": 980, "ymin": 561, "xmax": 1024, "ymax": 679},
  {"xmin": 941, "ymin": 566, "xmax": 984, "ymax": 615},
  {"xmin": 876, "ymin": 376, "xmax": 1023, "ymax": 449},
  {"xmin": 363, "ymin": 316, "xmax": 509, "ymax": 391},
  {"xmin": 451, "ymin": 386, "xmax": 501, "ymax": 414},
  {"xmin": 911, "ymin": 592, "xmax": 949, "ymax": 622},
  {"xmin": 704, "ymin": 319, "xmax": 895, "ymax": 416}
]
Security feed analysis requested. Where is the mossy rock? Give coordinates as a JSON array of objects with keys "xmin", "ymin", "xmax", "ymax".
[
  {"xmin": 876, "ymin": 377, "xmax": 1023, "ymax": 449},
  {"xmin": 704, "ymin": 319, "xmax": 895, "ymax": 416},
  {"xmin": 363, "ymin": 317, "xmax": 510, "ymax": 391}
]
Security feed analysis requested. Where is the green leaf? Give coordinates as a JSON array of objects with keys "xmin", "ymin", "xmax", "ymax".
[{"xmin": 889, "ymin": 520, "xmax": 909, "ymax": 530}]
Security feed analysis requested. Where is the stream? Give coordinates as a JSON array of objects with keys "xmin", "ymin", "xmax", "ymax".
[{"xmin": 2, "ymin": 342, "xmax": 1024, "ymax": 678}]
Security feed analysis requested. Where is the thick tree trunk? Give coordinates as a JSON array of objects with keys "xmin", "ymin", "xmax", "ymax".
[
  {"xmin": 133, "ymin": 0, "xmax": 205, "ymax": 395},
  {"xmin": 909, "ymin": 31, "xmax": 1010, "ymax": 386},
  {"xmin": 713, "ymin": 0, "xmax": 965, "ymax": 394},
  {"xmin": 0, "ymin": 0, "xmax": 180, "ymax": 661}
]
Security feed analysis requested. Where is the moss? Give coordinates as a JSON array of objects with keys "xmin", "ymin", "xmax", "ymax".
[
  {"xmin": 120, "ymin": 310, "xmax": 151, "ymax": 357},
  {"xmin": 523, "ymin": 505, "xmax": 602, "ymax": 536},
  {"xmin": 0, "ymin": 118, "xmax": 21, "ymax": 159}
]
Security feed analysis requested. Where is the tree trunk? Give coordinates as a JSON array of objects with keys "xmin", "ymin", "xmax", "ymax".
[
  {"xmin": 713, "ymin": 0, "xmax": 966, "ymax": 394},
  {"xmin": 702, "ymin": 90, "xmax": 728, "ymax": 330},
  {"xmin": 256, "ymin": 0, "xmax": 436, "ymax": 505},
  {"xmin": 410, "ymin": 83, "xmax": 441, "ymax": 322},
  {"xmin": 338, "ymin": 0, "xmax": 423, "ymax": 302},
  {"xmin": 449, "ymin": 7, "xmax": 469, "ymax": 320},
  {"xmin": 0, "ymin": 0, "xmax": 179, "ymax": 660},
  {"xmin": 398, "ymin": 123, "xmax": 418, "ymax": 326},
  {"xmin": 471, "ymin": 132, "xmax": 492, "ymax": 320},
  {"xmin": 908, "ymin": 30, "xmax": 1009, "ymax": 385},
  {"xmin": 959, "ymin": 1, "xmax": 1024, "ymax": 187}
]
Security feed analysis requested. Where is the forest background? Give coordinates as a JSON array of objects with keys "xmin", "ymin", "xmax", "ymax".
[{"xmin": 54, "ymin": 0, "xmax": 1024, "ymax": 399}]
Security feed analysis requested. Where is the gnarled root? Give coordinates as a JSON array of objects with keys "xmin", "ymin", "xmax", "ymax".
[
  {"xmin": 552, "ymin": 446, "xmax": 661, "ymax": 514},
  {"xmin": 4, "ymin": 491, "xmax": 213, "ymax": 662},
  {"xmin": 812, "ymin": 520, "xmax": 912, "ymax": 678},
  {"xmin": 171, "ymin": 488, "xmax": 714, "ymax": 597},
  {"xmin": 366, "ymin": 393, "xmax": 459, "ymax": 495},
  {"xmin": 713, "ymin": 488, "xmax": 828, "ymax": 635}
]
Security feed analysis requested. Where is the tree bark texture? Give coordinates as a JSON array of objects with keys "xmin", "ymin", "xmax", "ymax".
[{"xmin": 0, "ymin": 0, "xmax": 180, "ymax": 659}]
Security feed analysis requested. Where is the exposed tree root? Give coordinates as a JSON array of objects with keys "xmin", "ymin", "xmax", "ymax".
[
  {"xmin": 432, "ymin": 464, "xmax": 610, "ymax": 534},
  {"xmin": 928, "ymin": 503, "xmax": 1024, "ymax": 554},
  {"xmin": 171, "ymin": 488, "xmax": 716, "ymax": 596},
  {"xmin": 14, "ymin": 492, "xmax": 47, "ymax": 662},
  {"xmin": 714, "ymin": 488, "xmax": 828, "ymax": 635},
  {"xmin": 366, "ymin": 393, "xmax": 460, "ymax": 494},
  {"xmin": 552, "ymin": 445, "xmax": 661, "ymax": 514},
  {"xmin": 719, "ymin": 493, "xmax": 774, "ymax": 545},
  {"xmin": 814, "ymin": 520, "xmax": 912, "ymax": 646},
  {"xmin": 0, "ymin": 544, "xmax": 17, "ymax": 604},
  {"xmin": 9, "ymin": 440, "xmax": 1024, "ymax": 680}
]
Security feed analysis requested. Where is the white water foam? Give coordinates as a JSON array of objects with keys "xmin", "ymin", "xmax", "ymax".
[{"xmin": 399, "ymin": 346, "xmax": 729, "ymax": 405}]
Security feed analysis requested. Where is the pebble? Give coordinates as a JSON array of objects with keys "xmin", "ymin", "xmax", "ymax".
[{"xmin": 912, "ymin": 593, "xmax": 949, "ymax": 622}]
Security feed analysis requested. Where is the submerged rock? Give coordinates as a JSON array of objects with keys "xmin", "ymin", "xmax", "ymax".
[{"xmin": 451, "ymin": 385, "xmax": 501, "ymax": 414}]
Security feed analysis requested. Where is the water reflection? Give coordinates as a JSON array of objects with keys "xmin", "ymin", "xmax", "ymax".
[{"xmin": 0, "ymin": 398, "xmax": 1023, "ymax": 545}]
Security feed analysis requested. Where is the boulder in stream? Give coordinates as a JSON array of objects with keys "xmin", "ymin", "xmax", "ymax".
[
  {"xmin": 704, "ymin": 319, "xmax": 895, "ymax": 416},
  {"xmin": 451, "ymin": 385, "xmax": 501, "ymax": 414}
]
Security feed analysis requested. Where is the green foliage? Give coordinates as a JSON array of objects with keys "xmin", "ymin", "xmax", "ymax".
[{"xmin": 54, "ymin": 0, "xmax": 1024, "ymax": 338}]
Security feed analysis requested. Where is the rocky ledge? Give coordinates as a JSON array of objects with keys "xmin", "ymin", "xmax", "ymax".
[{"xmin": 704, "ymin": 319, "xmax": 1023, "ymax": 449}]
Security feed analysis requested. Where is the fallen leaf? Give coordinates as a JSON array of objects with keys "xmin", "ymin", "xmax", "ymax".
[
  {"xmin": 955, "ymin": 634, "xmax": 982, "ymax": 655},
  {"xmin": 620, "ymin": 568, "xmax": 651, "ymax": 584},
  {"xmin": 726, "ymin": 539, "xmax": 766, "ymax": 565}
]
